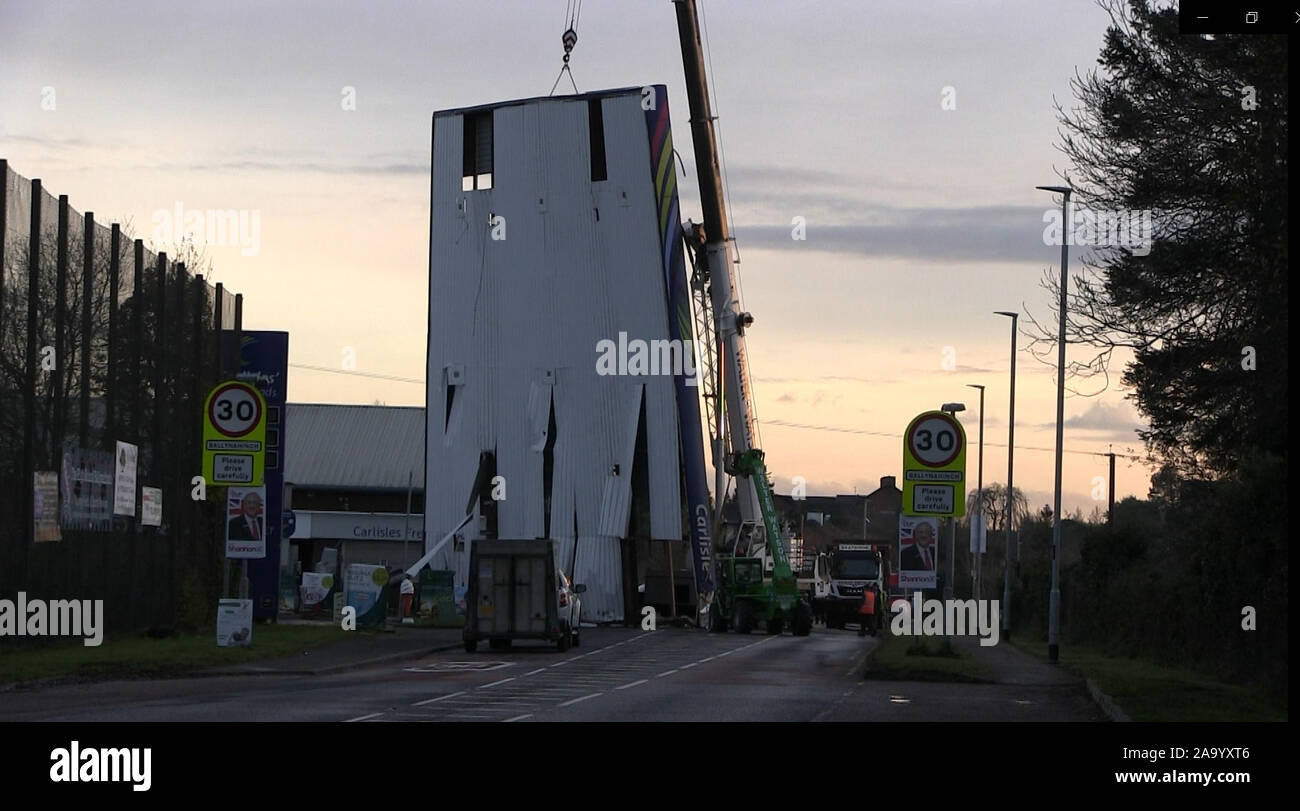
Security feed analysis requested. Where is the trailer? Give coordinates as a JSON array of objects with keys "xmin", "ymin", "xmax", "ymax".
[{"xmin": 463, "ymin": 540, "xmax": 580, "ymax": 653}]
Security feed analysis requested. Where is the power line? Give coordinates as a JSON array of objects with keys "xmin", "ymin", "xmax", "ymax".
[
  {"xmin": 761, "ymin": 418, "xmax": 1145, "ymax": 461},
  {"xmin": 289, "ymin": 362, "xmax": 423, "ymax": 384}
]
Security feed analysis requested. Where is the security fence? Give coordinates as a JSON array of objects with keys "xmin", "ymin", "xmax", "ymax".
[{"xmin": 1, "ymin": 158, "xmax": 240, "ymax": 638}]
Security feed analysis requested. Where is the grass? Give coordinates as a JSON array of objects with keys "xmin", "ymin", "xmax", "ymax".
[
  {"xmin": 864, "ymin": 632, "xmax": 992, "ymax": 682},
  {"xmin": 1010, "ymin": 636, "xmax": 1287, "ymax": 722},
  {"xmin": 0, "ymin": 623, "xmax": 358, "ymax": 687}
]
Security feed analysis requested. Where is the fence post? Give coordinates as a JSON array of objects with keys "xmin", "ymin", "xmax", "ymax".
[{"xmin": 22, "ymin": 178, "xmax": 41, "ymax": 578}]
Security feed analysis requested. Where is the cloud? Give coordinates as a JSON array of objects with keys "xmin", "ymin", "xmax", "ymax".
[
  {"xmin": 1047, "ymin": 401, "xmax": 1146, "ymax": 438},
  {"xmin": 732, "ymin": 205, "xmax": 1053, "ymax": 263},
  {"xmin": 775, "ymin": 392, "xmax": 797, "ymax": 403}
]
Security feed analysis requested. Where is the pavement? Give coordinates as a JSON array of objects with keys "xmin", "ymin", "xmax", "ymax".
[{"xmin": 950, "ymin": 634, "xmax": 1084, "ymax": 687}]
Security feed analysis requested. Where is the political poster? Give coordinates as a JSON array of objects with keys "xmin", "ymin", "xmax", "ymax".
[
  {"xmin": 898, "ymin": 515, "xmax": 940, "ymax": 590},
  {"xmin": 113, "ymin": 441, "xmax": 138, "ymax": 517},
  {"xmin": 226, "ymin": 486, "xmax": 267, "ymax": 559},
  {"xmin": 33, "ymin": 471, "xmax": 61, "ymax": 543}
]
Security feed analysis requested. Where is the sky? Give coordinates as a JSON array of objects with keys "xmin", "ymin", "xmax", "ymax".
[{"xmin": 0, "ymin": 0, "xmax": 1155, "ymax": 514}]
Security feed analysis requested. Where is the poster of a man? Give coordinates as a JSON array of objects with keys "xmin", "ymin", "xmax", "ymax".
[
  {"xmin": 898, "ymin": 516, "xmax": 939, "ymax": 589},
  {"xmin": 226, "ymin": 486, "xmax": 267, "ymax": 559}
]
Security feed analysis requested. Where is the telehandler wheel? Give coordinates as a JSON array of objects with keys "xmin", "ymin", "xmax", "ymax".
[
  {"xmin": 767, "ymin": 618, "xmax": 784, "ymax": 635},
  {"xmin": 708, "ymin": 607, "xmax": 729, "ymax": 634},
  {"xmin": 791, "ymin": 601, "xmax": 813, "ymax": 637},
  {"xmin": 734, "ymin": 601, "xmax": 756, "ymax": 634}
]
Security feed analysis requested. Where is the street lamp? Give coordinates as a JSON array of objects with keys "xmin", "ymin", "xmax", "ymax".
[
  {"xmin": 939, "ymin": 402, "xmax": 966, "ymax": 625},
  {"xmin": 965, "ymin": 383, "xmax": 985, "ymax": 601},
  {"xmin": 1036, "ymin": 184, "xmax": 1072, "ymax": 663},
  {"xmin": 995, "ymin": 311, "xmax": 1018, "ymax": 638}
]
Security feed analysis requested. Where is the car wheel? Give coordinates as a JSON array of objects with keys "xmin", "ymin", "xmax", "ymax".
[
  {"xmin": 572, "ymin": 624, "xmax": 581, "ymax": 648},
  {"xmin": 557, "ymin": 621, "xmax": 571, "ymax": 652}
]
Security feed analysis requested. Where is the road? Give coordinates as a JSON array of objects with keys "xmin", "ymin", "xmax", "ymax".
[{"xmin": 0, "ymin": 626, "xmax": 1103, "ymax": 721}]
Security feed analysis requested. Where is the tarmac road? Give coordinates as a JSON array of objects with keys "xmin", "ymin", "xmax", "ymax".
[{"xmin": 0, "ymin": 626, "xmax": 1103, "ymax": 722}]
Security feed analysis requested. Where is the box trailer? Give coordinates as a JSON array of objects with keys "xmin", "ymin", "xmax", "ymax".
[{"xmin": 464, "ymin": 540, "xmax": 574, "ymax": 652}]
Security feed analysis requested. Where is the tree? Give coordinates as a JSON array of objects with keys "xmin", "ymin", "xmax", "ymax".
[
  {"xmin": 965, "ymin": 483, "xmax": 1030, "ymax": 533},
  {"xmin": 1027, "ymin": 0, "xmax": 1288, "ymax": 477}
]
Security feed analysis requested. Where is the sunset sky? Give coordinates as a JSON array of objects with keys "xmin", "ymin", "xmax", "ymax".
[{"xmin": 0, "ymin": 0, "xmax": 1154, "ymax": 513}]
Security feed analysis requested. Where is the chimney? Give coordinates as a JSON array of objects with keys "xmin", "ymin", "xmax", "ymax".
[{"xmin": 881, "ymin": 475, "xmax": 897, "ymax": 491}]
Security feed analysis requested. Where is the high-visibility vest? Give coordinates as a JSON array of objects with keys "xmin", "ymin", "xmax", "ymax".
[{"xmin": 859, "ymin": 589, "xmax": 876, "ymax": 615}]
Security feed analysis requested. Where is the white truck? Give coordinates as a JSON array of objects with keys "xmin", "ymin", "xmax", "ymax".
[{"xmin": 811, "ymin": 543, "xmax": 888, "ymax": 634}]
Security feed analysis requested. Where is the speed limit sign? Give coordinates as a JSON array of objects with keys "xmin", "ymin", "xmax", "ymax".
[
  {"xmin": 203, "ymin": 381, "xmax": 267, "ymax": 485},
  {"xmin": 902, "ymin": 410, "xmax": 966, "ymax": 517}
]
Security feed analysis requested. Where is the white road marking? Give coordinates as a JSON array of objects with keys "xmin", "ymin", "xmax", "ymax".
[
  {"xmin": 503, "ymin": 714, "xmax": 533, "ymax": 723},
  {"xmin": 525, "ymin": 668, "xmax": 546, "ymax": 676},
  {"xmin": 615, "ymin": 679, "xmax": 648, "ymax": 690},
  {"xmin": 412, "ymin": 691, "xmax": 466, "ymax": 706},
  {"xmin": 558, "ymin": 692, "xmax": 603, "ymax": 707},
  {"xmin": 344, "ymin": 712, "xmax": 384, "ymax": 722},
  {"xmin": 699, "ymin": 656, "xmax": 714, "ymax": 663},
  {"xmin": 680, "ymin": 662, "xmax": 697, "ymax": 669},
  {"xmin": 656, "ymin": 669, "xmax": 678, "ymax": 678},
  {"xmin": 479, "ymin": 677, "xmax": 517, "ymax": 689}
]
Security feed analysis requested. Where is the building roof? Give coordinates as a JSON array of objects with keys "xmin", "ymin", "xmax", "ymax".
[{"xmin": 284, "ymin": 403, "xmax": 424, "ymax": 490}]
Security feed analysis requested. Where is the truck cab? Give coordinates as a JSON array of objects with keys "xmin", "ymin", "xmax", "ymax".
[{"xmin": 815, "ymin": 543, "xmax": 887, "ymax": 631}]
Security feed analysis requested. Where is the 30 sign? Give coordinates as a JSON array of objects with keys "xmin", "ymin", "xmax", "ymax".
[
  {"xmin": 902, "ymin": 410, "xmax": 966, "ymax": 517},
  {"xmin": 203, "ymin": 381, "xmax": 267, "ymax": 485}
]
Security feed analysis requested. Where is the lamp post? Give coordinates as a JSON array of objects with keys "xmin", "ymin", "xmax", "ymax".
[
  {"xmin": 940, "ymin": 401, "xmax": 965, "ymax": 641},
  {"xmin": 995, "ymin": 311, "xmax": 1018, "ymax": 638},
  {"xmin": 1036, "ymin": 184, "xmax": 1072, "ymax": 663},
  {"xmin": 965, "ymin": 383, "xmax": 985, "ymax": 601}
]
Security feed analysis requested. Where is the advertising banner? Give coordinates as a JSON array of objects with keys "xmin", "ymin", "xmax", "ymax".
[
  {"xmin": 345, "ymin": 564, "xmax": 388, "ymax": 628},
  {"xmin": 60, "ymin": 447, "xmax": 113, "ymax": 531},
  {"xmin": 33, "ymin": 471, "xmax": 61, "ymax": 542},
  {"xmin": 216, "ymin": 599, "xmax": 253, "ymax": 647},
  {"xmin": 113, "ymin": 441, "xmax": 138, "ymax": 517},
  {"xmin": 141, "ymin": 486, "xmax": 163, "ymax": 527}
]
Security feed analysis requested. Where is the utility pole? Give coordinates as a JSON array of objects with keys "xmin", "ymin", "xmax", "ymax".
[
  {"xmin": 966, "ymin": 383, "xmax": 985, "ymax": 600},
  {"xmin": 1036, "ymin": 184, "xmax": 1072, "ymax": 663},
  {"xmin": 1107, "ymin": 450, "xmax": 1116, "ymax": 525},
  {"xmin": 996, "ymin": 311, "xmax": 1018, "ymax": 638}
]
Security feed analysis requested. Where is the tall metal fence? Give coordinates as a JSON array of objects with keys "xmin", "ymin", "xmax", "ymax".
[{"xmin": 1, "ymin": 158, "xmax": 240, "ymax": 638}]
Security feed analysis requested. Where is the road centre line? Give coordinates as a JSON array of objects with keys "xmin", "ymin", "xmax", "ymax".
[
  {"xmin": 615, "ymin": 679, "xmax": 648, "ymax": 690},
  {"xmin": 412, "ymin": 691, "xmax": 465, "ymax": 706},
  {"xmin": 558, "ymin": 693, "xmax": 603, "ymax": 707},
  {"xmin": 344, "ymin": 712, "xmax": 384, "ymax": 722}
]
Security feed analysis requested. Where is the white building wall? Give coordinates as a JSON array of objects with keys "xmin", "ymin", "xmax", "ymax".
[{"xmin": 425, "ymin": 89, "xmax": 683, "ymax": 623}]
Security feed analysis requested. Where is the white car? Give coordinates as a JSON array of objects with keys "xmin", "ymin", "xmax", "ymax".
[{"xmin": 557, "ymin": 568, "xmax": 586, "ymax": 650}]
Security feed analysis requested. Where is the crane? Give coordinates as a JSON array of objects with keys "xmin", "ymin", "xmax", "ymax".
[{"xmin": 673, "ymin": 0, "xmax": 811, "ymax": 636}]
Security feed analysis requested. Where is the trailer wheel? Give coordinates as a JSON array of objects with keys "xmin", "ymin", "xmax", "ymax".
[
  {"xmin": 464, "ymin": 639, "xmax": 478, "ymax": 653},
  {"xmin": 734, "ymin": 601, "xmax": 755, "ymax": 635}
]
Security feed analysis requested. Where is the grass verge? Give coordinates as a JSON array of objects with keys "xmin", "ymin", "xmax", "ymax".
[
  {"xmin": 1010, "ymin": 637, "xmax": 1286, "ymax": 722},
  {"xmin": 863, "ymin": 632, "xmax": 992, "ymax": 682},
  {"xmin": 0, "ymin": 623, "xmax": 357, "ymax": 687}
]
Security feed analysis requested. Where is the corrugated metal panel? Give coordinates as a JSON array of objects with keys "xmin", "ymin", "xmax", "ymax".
[
  {"xmin": 284, "ymin": 403, "xmax": 425, "ymax": 489},
  {"xmin": 426, "ymin": 89, "xmax": 681, "ymax": 621}
]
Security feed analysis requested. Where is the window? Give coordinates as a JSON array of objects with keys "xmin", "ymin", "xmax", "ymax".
[
  {"xmin": 588, "ymin": 98, "xmax": 607, "ymax": 181},
  {"xmin": 462, "ymin": 111, "xmax": 493, "ymax": 190}
]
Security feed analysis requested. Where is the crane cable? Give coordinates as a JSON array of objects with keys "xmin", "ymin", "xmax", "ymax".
[{"xmin": 549, "ymin": 0, "xmax": 582, "ymax": 95}]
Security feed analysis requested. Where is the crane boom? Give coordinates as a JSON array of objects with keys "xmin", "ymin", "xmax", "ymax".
[{"xmin": 673, "ymin": 0, "xmax": 761, "ymax": 529}]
